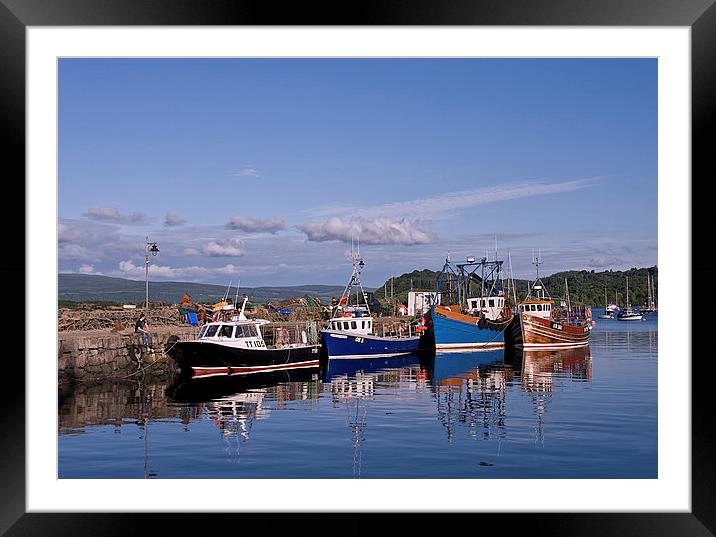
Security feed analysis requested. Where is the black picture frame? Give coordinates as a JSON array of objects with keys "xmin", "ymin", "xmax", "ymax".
[{"xmin": 4, "ymin": 1, "xmax": 711, "ymax": 535}]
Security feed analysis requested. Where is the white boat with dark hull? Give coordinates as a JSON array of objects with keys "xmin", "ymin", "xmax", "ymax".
[
  {"xmin": 598, "ymin": 287, "xmax": 618, "ymax": 319},
  {"xmin": 616, "ymin": 276, "xmax": 644, "ymax": 321},
  {"xmin": 167, "ymin": 298, "xmax": 321, "ymax": 378}
]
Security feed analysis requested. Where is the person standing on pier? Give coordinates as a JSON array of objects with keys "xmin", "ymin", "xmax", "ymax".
[{"xmin": 134, "ymin": 313, "xmax": 152, "ymax": 348}]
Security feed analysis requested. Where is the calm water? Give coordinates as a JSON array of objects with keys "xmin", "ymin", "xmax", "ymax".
[{"xmin": 58, "ymin": 312, "xmax": 657, "ymax": 478}]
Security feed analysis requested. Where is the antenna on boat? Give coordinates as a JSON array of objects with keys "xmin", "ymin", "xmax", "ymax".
[{"xmin": 234, "ymin": 280, "xmax": 240, "ymax": 309}]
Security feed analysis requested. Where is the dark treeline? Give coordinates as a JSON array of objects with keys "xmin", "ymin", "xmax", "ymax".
[{"xmin": 374, "ymin": 267, "xmax": 658, "ymax": 308}]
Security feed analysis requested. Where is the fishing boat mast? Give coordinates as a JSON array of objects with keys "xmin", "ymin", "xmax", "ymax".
[{"xmin": 335, "ymin": 246, "xmax": 370, "ymax": 317}]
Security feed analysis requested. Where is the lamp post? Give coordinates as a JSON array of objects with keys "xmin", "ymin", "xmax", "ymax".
[{"xmin": 145, "ymin": 237, "xmax": 159, "ymax": 311}]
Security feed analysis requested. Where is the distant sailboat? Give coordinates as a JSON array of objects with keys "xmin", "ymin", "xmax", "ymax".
[
  {"xmin": 617, "ymin": 276, "xmax": 644, "ymax": 321},
  {"xmin": 641, "ymin": 271, "xmax": 658, "ymax": 314},
  {"xmin": 598, "ymin": 285, "xmax": 617, "ymax": 319}
]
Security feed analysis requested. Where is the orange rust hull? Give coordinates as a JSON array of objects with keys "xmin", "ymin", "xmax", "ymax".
[{"xmin": 510, "ymin": 312, "xmax": 590, "ymax": 349}]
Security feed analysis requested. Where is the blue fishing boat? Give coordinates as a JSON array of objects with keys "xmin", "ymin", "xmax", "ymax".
[
  {"xmin": 426, "ymin": 253, "xmax": 514, "ymax": 351},
  {"xmin": 321, "ymin": 252, "xmax": 425, "ymax": 360}
]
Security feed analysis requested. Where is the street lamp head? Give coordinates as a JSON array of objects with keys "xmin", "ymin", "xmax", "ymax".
[{"xmin": 150, "ymin": 242, "xmax": 159, "ymax": 256}]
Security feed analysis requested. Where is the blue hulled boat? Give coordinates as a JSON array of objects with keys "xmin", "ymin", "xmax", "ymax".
[
  {"xmin": 320, "ymin": 253, "xmax": 424, "ymax": 360},
  {"xmin": 426, "ymin": 253, "xmax": 514, "ymax": 351}
]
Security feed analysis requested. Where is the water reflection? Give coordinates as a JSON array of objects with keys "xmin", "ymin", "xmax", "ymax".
[
  {"xmin": 323, "ymin": 353, "xmax": 425, "ymax": 477},
  {"xmin": 59, "ymin": 343, "xmax": 608, "ymax": 478},
  {"xmin": 423, "ymin": 350, "xmax": 509, "ymax": 443},
  {"xmin": 509, "ymin": 346, "xmax": 592, "ymax": 445},
  {"xmin": 58, "ymin": 378, "xmax": 181, "ymax": 478}
]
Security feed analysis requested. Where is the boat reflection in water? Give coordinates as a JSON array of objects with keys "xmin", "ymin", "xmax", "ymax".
[
  {"xmin": 507, "ymin": 345, "xmax": 592, "ymax": 444},
  {"xmin": 166, "ymin": 369, "xmax": 321, "ymax": 462},
  {"xmin": 323, "ymin": 352, "xmax": 427, "ymax": 478},
  {"xmin": 422, "ymin": 349, "xmax": 510, "ymax": 443}
]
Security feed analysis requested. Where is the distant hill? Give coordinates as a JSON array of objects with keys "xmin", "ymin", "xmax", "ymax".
[
  {"xmin": 373, "ymin": 266, "xmax": 658, "ymax": 308},
  {"xmin": 58, "ymin": 274, "xmax": 351, "ymax": 305}
]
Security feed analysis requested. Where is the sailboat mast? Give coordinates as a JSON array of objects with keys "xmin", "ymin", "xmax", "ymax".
[{"xmin": 565, "ymin": 278, "xmax": 571, "ymax": 312}]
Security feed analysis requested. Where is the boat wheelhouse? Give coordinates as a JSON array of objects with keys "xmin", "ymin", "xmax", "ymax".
[
  {"xmin": 426, "ymin": 252, "xmax": 514, "ymax": 351},
  {"xmin": 167, "ymin": 297, "xmax": 321, "ymax": 378},
  {"xmin": 321, "ymin": 252, "xmax": 423, "ymax": 360},
  {"xmin": 508, "ymin": 253, "xmax": 591, "ymax": 350}
]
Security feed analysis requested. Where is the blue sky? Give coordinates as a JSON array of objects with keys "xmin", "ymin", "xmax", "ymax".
[{"xmin": 58, "ymin": 58, "xmax": 657, "ymax": 287}]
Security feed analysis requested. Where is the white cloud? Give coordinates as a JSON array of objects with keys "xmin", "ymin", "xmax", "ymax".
[
  {"xmin": 226, "ymin": 215, "xmax": 286, "ymax": 234},
  {"xmin": 84, "ymin": 207, "xmax": 149, "ymax": 225},
  {"xmin": 183, "ymin": 247, "xmax": 201, "ymax": 256},
  {"xmin": 58, "ymin": 223, "xmax": 81, "ymax": 243},
  {"xmin": 308, "ymin": 178, "xmax": 600, "ymax": 220},
  {"xmin": 111, "ymin": 259, "xmax": 241, "ymax": 280},
  {"xmin": 232, "ymin": 167, "xmax": 259, "ymax": 177},
  {"xmin": 588, "ymin": 255, "xmax": 627, "ymax": 268},
  {"xmin": 298, "ymin": 216, "xmax": 434, "ymax": 246},
  {"xmin": 202, "ymin": 238, "xmax": 245, "ymax": 257},
  {"xmin": 59, "ymin": 243, "xmax": 93, "ymax": 261},
  {"xmin": 78, "ymin": 264, "xmax": 96, "ymax": 274},
  {"xmin": 164, "ymin": 212, "xmax": 186, "ymax": 227}
]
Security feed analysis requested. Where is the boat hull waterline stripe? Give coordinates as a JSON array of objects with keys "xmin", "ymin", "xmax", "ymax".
[{"xmin": 192, "ymin": 360, "xmax": 319, "ymax": 378}]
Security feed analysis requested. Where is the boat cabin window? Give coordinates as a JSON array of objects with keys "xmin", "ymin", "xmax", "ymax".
[
  {"xmin": 219, "ymin": 325, "xmax": 234, "ymax": 338},
  {"xmin": 351, "ymin": 321, "xmax": 357, "ymax": 329},
  {"xmin": 367, "ymin": 320, "xmax": 372, "ymax": 329},
  {"xmin": 205, "ymin": 325, "xmax": 219, "ymax": 338},
  {"xmin": 537, "ymin": 305, "xmax": 543, "ymax": 311},
  {"xmin": 343, "ymin": 322, "xmax": 350, "ymax": 330},
  {"xmin": 361, "ymin": 321, "xmax": 365, "ymax": 329},
  {"xmin": 236, "ymin": 324, "xmax": 259, "ymax": 338},
  {"xmin": 198, "ymin": 326, "xmax": 208, "ymax": 338},
  {"xmin": 489, "ymin": 299, "xmax": 495, "ymax": 307},
  {"xmin": 531, "ymin": 305, "xmax": 536, "ymax": 311}
]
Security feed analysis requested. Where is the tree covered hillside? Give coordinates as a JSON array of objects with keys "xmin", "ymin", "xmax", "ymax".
[{"xmin": 374, "ymin": 267, "xmax": 658, "ymax": 308}]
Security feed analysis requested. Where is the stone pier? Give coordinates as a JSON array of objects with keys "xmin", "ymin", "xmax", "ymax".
[{"xmin": 58, "ymin": 326, "xmax": 199, "ymax": 384}]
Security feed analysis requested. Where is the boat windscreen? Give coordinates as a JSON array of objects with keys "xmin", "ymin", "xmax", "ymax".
[
  {"xmin": 236, "ymin": 324, "xmax": 259, "ymax": 338},
  {"xmin": 204, "ymin": 325, "xmax": 219, "ymax": 338}
]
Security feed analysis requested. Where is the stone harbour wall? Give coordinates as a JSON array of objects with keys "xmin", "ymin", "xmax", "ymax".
[{"xmin": 58, "ymin": 327, "xmax": 199, "ymax": 384}]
